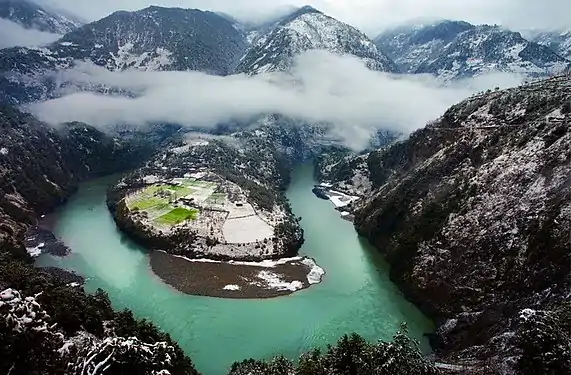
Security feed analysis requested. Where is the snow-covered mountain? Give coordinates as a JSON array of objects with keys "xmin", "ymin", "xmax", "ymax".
[
  {"xmin": 374, "ymin": 20, "xmax": 474, "ymax": 72},
  {"xmin": 0, "ymin": 0, "xmax": 81, "ymax": 34},
  {"xmin": 57, "ymin": 6, "xmax": 247, "ymax": 73},
  {"xmin": 0, "ymin": 6, "xmax": 248, "ymax": 104},
  {"xmin": 235, "ymin": 6, "xmax": 399, "ymax": 74},
  {"xmin": 375, "ymin": 21, "xmax": 570, "ymax": 80},
  {"xmin": 529, "ymin": 29, "xmax": 571, "ymax": 60}
]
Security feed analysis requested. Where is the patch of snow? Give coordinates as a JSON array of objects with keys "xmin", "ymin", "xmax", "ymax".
[
  {"xmin": 109, "ymin": 44, "xmax": 173, "ymax": 71},
  {"xmin": 189, "ymin": 172, "xmax": 207, "ymax": 179},
  {"xmin": 256, "ymin": 270, "xmax": 304, "ymax": 291},
  {"xmin": 519, "ymin": 308, "xmax": 537, "ymax": 321},
  {"xmin": 142, "ymin": 175, "xmax": 160, "ymax": 184},
  {"xmin": 170, "ymin": 251, "xmax": 302, "ymax": 267},
  {"xmin": 327, "ymin": 190, "xmax": 359, "ymax": 207},
  {"xmin": 26, "ymin": 242, "xmax": 45, "ymax": 257},
  {"xmin": 301, "ymin": 258, "xmax": 325, "ymax": 284},
  {"xmin": 223, "ymin": 214, "xmax": 273, "ymax": 243},
  {"xmin": 222, "ymin": 284, "xmax": 240, "ymax": 291}
]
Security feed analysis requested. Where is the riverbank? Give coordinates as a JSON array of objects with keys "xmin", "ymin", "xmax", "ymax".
[
  {"xmin": 150, "ymin": 251, "xmax": 324, "ymax": 299},
  {"xmin": 36, "ymin": 165, "xmax": 434, "ymax": 375}
]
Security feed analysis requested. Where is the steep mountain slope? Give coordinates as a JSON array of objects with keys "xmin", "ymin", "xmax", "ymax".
[
  {"xmin": 58, "ymin": 6, "xmax": 247, "ymax": 73},
  {"xmin": 235, "ymin": 6, "xmax": 399, "ymax": 74},
  {"xmin": 0, "ymin": 0, "xmax": 81, "ymax": 34},
  {"xmin": 0, "ymin": 105, "xmax": 153, "ymax": 255},
  {"xmin": 530, "ymin": 29, "xmax": 571, "ymax": 60},
  {"xmin": 376, "ymin": 21, "xmax": 570, "ymax": 80},
  {"xmin": 325, "ymin": 76, "xmax": 571, "ymax": 372},
  {"xmin": 0, "ymin": 6, "xmax": 248, "ymax": 104},
  {"xmin": 0, "ymin": 105, "xmax": 199, "ymax": 374},
  {"xmin": 374, "ymin": 20, "xmax": 474, "ymax": 72}
]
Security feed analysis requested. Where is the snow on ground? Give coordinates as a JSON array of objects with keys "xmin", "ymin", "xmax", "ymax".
[
  {"xmin": 223, "ymin": 284, "xmax": 241, "ymax": 291},
  {"xmin": 142, "ymin": 175, "xmax": 160, "ymax": 184},
  {"xmin": 225, "ymin": 202, "xmax": 256, "ymax": 219},
  {"xmin": 172, "ymin": 252, "xmax": 300, "ymax": 267},
  {"xmin": 256, "ymin": 270, "xmax": 304, "ymax": 291},
  {"xmin": 301, "ymin": 258, "xmax": 325, "ymax": 284},
  {"xmin": 223, "ymin": 215, "xmax": 273, "ymax": 243},
  {"xmin": 26, "ymin": 242, "xmax": 44, "ymax": 257},
  {"xmin": 327, "ymin": 190, "xmax": 360, "ymax": 208},
  {"xmin": 170, "ymin": 252, "xmax": 325, "ymax": 284}
]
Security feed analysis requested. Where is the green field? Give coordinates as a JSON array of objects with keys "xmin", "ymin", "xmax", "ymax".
[
  {"xmin": 131, "ymin": 197, "xmax": 168, "ymax": 211},
  {"xmin": 127, "ymin": 178, "xmax": 224, "ymax": 227},
  {"xmin": 128, "ymin": 183, "xmax": 195, "ymax": 211},
  {"xmin": 156, "ymin": 207, "xmax": 199, "ymax": 225}
]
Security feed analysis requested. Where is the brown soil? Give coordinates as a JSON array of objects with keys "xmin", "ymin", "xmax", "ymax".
[{"xmin": 150, "ymin": 251, "xmax": 316, "ymax": 299}]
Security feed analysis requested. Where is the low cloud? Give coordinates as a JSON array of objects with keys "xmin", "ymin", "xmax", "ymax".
[
  {"xmin": 30, "ymin": 51, "xmax": 525, "ymax": 149},
  {"xmin": 0, "ymin": 19, "xmax": 61, "ymax": 49}
]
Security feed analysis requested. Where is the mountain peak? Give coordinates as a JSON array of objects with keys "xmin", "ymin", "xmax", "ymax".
[
  {"xmin": 235, "ymin": 6, "xmax": 398, "ymax": 75},
  {"xmin": 297, "ymin": 5, "xmax": 321, "ymax": 15},
  {"xmin": 277, "ymin": 5, "xmax": 322, "ymax": 26}
]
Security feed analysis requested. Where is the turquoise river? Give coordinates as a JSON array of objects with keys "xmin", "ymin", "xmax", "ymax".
[{"xmin": 36, "ymin": 164, "xmax": 433, "ymax": 375}]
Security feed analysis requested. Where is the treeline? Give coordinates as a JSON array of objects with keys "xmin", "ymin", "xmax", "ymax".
[
  {"xmin": 0, "ymin": 249, "xmax": 197, "ymax": 374},
  {"xmin": 229, "ymin": 325, "xmax": 438, "ymax": 375}
]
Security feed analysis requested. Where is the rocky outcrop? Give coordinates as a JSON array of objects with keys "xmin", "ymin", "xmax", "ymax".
[{"xmin": 346, "ymin": 75, "xmax": 570, "ymax": 372}]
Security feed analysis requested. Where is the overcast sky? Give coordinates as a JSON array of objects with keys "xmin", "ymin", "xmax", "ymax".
[{"xmin": 36, "ymin": 0, "xmax": 571, "ymax": 35}]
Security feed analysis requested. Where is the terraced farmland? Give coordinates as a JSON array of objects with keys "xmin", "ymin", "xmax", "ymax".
[{"xmin": 126, "ymin": 179, "xmax": 219, "ymax": 228}]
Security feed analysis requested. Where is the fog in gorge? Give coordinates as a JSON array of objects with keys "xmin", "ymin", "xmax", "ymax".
[{"xmin": 30, "ymin": 51, "xmax": 525, "ymax": 150}]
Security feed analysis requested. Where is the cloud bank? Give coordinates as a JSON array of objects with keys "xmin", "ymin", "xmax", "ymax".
[
  {"xmin": 0, "ymin": 19, "xmax": 61, "ymax": 48},
  {"xmin": 30, "ymin": 51, "xmax": 525, "ymax": 149}
]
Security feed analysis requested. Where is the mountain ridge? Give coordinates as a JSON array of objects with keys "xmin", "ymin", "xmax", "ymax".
[
  {"xmin": 318, "ymin": 75, "xmax": 571, "ymax": 372},
  {"xmin": 375, "ymin": 20, "xmax": 570, "ymax": 80},
  {"xmin": 235, "ymin": 6, "xmax": 399, "ymax": 74},
  {"xmin": 0, "ymin": 0, "xmax": 81, "ymax": 34},
  {"xmin": 0, "ymin": 6, "xmax": 248, "ymax": 104}
]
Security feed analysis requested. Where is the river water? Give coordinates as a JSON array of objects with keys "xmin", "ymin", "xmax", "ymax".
[{"xmin": 36, "ymin": 164, "xmax": 433, "ymax": 375}]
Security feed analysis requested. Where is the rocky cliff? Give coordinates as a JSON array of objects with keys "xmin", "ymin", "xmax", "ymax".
[{"xmin": 348, "ymin": 75, "xmax": 571, "ymax": 372}]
